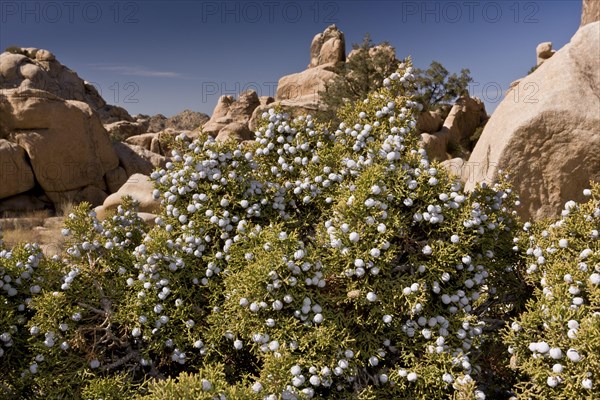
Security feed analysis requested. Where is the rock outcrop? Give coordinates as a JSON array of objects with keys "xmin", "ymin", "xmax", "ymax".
[
  {"xmin": 0, "ymin": 47, "xmax": 179, "ymax": 214},
  {"xmin": 124, "ymin": 129, "xmax": 181, "ymax": 156},
  {"xmin": 202, "ymin": 91, "xmax": 260, "ymax": 139},
  {"xmin": 0, "ymin": 88, "xmax": 119, "ymax": 207},
  {"xmin": 464, "ymin": 22, "xmax": 600, "ymax": 221},
  {"xmin": 582, "ymin": 0, "xmax": 600, "ymax": 26},
  {"xmin": 418, "ymin": 96, "xmax": 488, "ymax": 161},
  {"xmin": 216, "ymin": 122, "xmax": 254, "ymax": 142},
  {"xmin": 0, "ymin": 139, "xmax": 35, "ymax": 199},
  {"xmin": 416, "ymin": 110, "xmax": 444, "ymax": 135},
  {"xmin": 113, "ymin": 142, "xmax": 167, "ymax": 177},
  {"xmin": 249, "ymin": 25, "xmax": 345, "ymax": 131},
  {"xmin": 275, "ymin": 66, "xmax": 337, "ymax": 105},
  {"xmin": 275, "ymin": 25, "xmax": 344, "ymax": 106},
  {"xmin": 95, "ymin": 173, "xmax": 160, "ymax": 223},
  {"xmin": 104, "ymin": 119, "xmax": 150, "ymax": 141},
  {"xmin": 0, "ymin": 48, "xmax": 132, "ymax": 123},
  {"xmin": 308, "ymin": 24, "xmax": 345, "ymax": 68},
  {"xmin": 442, "ymin": 97, "xmax": 488, "ymax": 147},
  {"xmin": 536, "ymin": 42, "xmax": 556, "ymax": 67}
]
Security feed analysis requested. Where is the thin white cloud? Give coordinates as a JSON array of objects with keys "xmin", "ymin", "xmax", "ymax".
[{"xmin": 88, "ymin": 64, "xmax": 183, "ymax": 78}]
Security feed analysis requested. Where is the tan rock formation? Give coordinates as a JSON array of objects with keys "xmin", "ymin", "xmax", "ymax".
[
  {"xmin": 308, "ymin": 25, "xmax": 345, "ymax": 68},
  {"xmin": 582, "ymin": 0, "xmax": 600, "ymax": 26},
  {"xmin": 536, "ymin": 42, "xmax": 556, "ymax": 66},
  {"xmin": 1, "ymin": 88, "xmax": 118, "ymax": 196},
  {"xmin": 0, "ymin": 139, "xmax": 35, "ymax": 199},
  {"xmin": 464, "ymin": 22, "xmax": 600, "ymax": 221}
]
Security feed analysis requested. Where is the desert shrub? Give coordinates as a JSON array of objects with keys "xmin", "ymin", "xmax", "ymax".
[
  {"xmin": 318, "ymin": 34, "xmax": 401, "ymax": 123},
  {"xmin": 319, "ymin": 35, "xmax": 474, "ymax": 125},
  {"xmin": 527, "ymin": 65, "xmax": 539, "ymax": 75},
  {"xmin": 3, "ymin": 46, "xmax": 25, "ymax": 55},
  {"xmin": 2, "ymin": 62, "xmax": 522, "ymax": 399},
  {"xmin": 141, "ymin": 61, "xmax": 518, "ymax": 398},
  {"xmin": 19, "ymin": 198, "xmax": 147, "ymax": 398},
  {"xmin": 413, "ymin": 61, "xmax": 473, "ymax": 118},
  {"xmin": 0, "ymin": 236, "xmax": 63, "ymax": 397},
  {"xmin": 503, "ymin": 184, "xmax": 600, "ymax": 399},
  {"xmin": 140, "ymin": 364, "xmax": 254, "ymax": 399}
]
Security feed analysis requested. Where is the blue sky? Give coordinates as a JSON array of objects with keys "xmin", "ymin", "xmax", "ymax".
[{"xmin": 1, "ymin": 0, "xmax": 583, "ymax": 117}]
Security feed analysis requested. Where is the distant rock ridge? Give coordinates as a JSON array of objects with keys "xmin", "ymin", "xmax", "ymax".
[{"xmin": 146, "ymin": 109, "xmax": 210, "ymax": 133}]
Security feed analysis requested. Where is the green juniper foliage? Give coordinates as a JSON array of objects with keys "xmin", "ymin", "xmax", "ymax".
[
  {"xmin": 1, "ymin": 60, "xmax": 519, "ymax": 400},
  {"xmin": 136, "ymin": 60, "xmax": 520, "ymax": 399},
  {"xmin": 318, "ymin": 34, "xmax": 400, "ymax": 123},
  {"xmin": 2, "ymin": 59, "xmax": 595, "ymax": 400},
  {"xmin": 0, "ymin": 242, "xmax": 59, "ymax": 398},
  {"xmin": 503, "ymin": 183, "xmax": 600, "ymax": 399},
  {"xmin": 412, "ymin": 61, "xmax": 473, "ymax": 116},
  {"xmin": 319, "ymin": 35, "xmax": 473, "ymax": 125},
  {"xmin": 3, "ymin": 46, "xmax": 26, "ymax": 55}
]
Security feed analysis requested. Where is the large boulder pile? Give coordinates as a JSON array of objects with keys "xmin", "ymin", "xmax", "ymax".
[
  {"xmin": 0, "ymin": 48, "xmax": 132, "ymax": 123},
  {"xmin": 464, "ymin": 22, "xmax": 600, "ymax": 220},
  {"xmin": 0, "ymin": 49, "xmax": 169, "ymax": 214},
  {"xmin": 0, "ymin": 88, "xmax": 120, "ymax": 209},
  {"xmin": 202, "ymin": 90, "xmax": 262, "ymax": 141},
  {"xmin": 418, "ymin": 96, "xmax": 488, "ymax": 161}
]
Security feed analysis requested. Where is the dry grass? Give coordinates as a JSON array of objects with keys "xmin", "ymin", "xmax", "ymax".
[
  {"xmin": 1, "ymin": 223, "xmax": 67, "ymax": 256},
  {"xmin": 55, "ymin": 200, "xmax": 77, "ymax": 217},
  {"xmin": 0, "ymin": 208, "xmax": 52, "ymax": 223},
  {"xmin": 1, "ymin": 227, "xmax": 43, "ymax": 248},
  {"xmin": 1, "ymin": 209, "xmax": 66, "ymax": 256}
]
